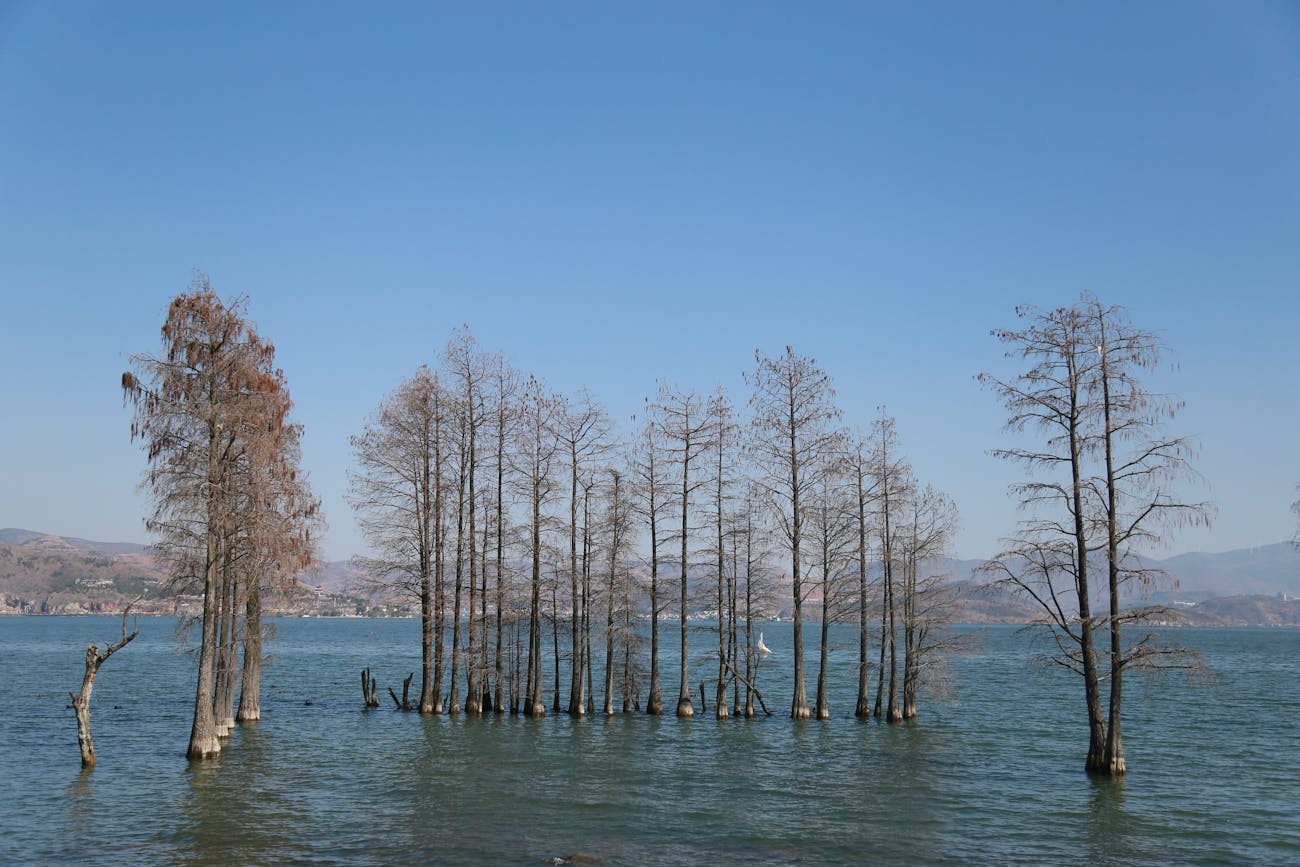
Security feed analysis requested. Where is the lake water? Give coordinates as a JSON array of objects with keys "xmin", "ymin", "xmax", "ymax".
[{"xmin": 1, "ymin": 616, "xmax": 1297, "ymax": 865}]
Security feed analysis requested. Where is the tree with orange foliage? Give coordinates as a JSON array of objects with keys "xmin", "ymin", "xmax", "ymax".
[{"xmin": 123, "ymin": 277, "xmax": 318, "ymax": 760}]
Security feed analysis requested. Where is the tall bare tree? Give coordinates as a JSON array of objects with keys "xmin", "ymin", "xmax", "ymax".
[
  {"xmin": 1082, "ymin": 294, "xmax": 1210, "ymax": 774},
  {"xmin": 747, "ymin": 347, "xmax": 843, "ymax": 719},
  {"xmin": 600, "ymin": 466, "xmax": 635, "ymax": 714},
  {"xmin": 657, "ymin": 384, "xmax": 713, "ymax": 717},
  {"xmin": 846, "ymin": 433, "xmax": 880, "ymax": 719},
  {"xmin": 444, "ymin": 331, "xmax": 490, "ymax": 714},
  {"xmin": 983, "ymin": 296, "xmax": 1208, "ymax": 776},
  {"xmin": 555, "ymin": 389, "xmax": 613, "ymax": 716},
  {"xmin": 869, "ymin": 410, "xmax": 911, "ymax": 723},
  {"xmin": 707, "ymin": 388, "xmax": 740, "ymax": 719},
  {"xmin": 349, "ymin": 367, "xmax": 447, "ymax": 715},
  {"xmin": 897, "ymin": 483, "xmax": 959, "ymax": 720},
  {"xmin": 808, "ymin": 454, "xmax": 854, "ymax": 721},
  {"xmin": 981, "ymin": 302, "xmax": 1106, "ymax": 767},
  {"xmin": 487, "ymin": 353, "xmax": 520, "ymax": 713},
  {"xmin": 630, "ymin": 407, "xmax": 671, "ymax": 715},
  {"xmin": 512, "ymin": 376, "xmax": 561, "ymax": 717}
]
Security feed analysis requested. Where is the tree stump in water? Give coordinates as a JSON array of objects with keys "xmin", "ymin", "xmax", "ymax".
[
  {"xmin": 388, "ymin": 672, "xmax": 414, "ymax": 710},
  {"xmin": 69, "ymin": 615, "xmax": 138, "ymax": 768},
  {"xmin": 361, "ymin": 668, "xmax": 380, "ymax": 708}
]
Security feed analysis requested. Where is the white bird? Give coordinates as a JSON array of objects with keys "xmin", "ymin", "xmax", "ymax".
[{"xmin": 757, "ymin": 632, "xmax": 772, "ymax": 656}]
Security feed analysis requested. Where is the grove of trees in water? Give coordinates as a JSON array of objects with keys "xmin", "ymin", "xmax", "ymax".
[
  {"xmin": 347, "ymin": 328, "xmax": 960, "ymax": 727},
  {"xmin": 123, "ymin": 280, "xmax": 1205, "ymax": 777}
]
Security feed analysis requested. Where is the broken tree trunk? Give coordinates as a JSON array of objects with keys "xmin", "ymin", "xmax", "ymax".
[
  {"xmin": 69, "ymin": 608, "xmax": 139, "ymax": 768},
  {"xmin": 361, "ymin": 668, "xmax": 380, "ymax": 708},
  {"xmin": 389, "ymin": 672, "xmax": 414, "ymax": 710}
]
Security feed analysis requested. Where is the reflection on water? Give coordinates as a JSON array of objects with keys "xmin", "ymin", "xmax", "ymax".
[{"xmin": 1, "ymin": 617, "xmax": 1298, "ymax": 865}]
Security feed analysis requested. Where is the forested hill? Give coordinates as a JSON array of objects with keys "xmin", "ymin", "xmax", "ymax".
[{"xmin": 2, "ymin": 528, "xmax": 1297, "ymax": 625}]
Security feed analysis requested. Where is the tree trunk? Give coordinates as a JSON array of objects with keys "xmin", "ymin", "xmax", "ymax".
[
  {"xmin": 855, "ymin": 473, "xmax": 871, "ymax": 719},
  {"xmin": 1100, "ymin": 338, "xmax": 1127, "ymax": 776},
  {"xmin": 789, "ymin": 414, "xmax": 810, "ymax": 720},
  {"xmin": 236, "ymin": 579, "xmax": 262, "ymax": 722},
  {"xmin": 70, "ymin": 626, "xmax": 138, "ymax": 768},
  {"xmin": 647, "ymin": 499, "xmax": 663, "ymax": 715},
  {"xmin": 677, "ymin": 447, "xmax": 694, "ymax": 718},
  {"xmin": 189, "ymin": 487, "xmax": 223, "ymax": 760},
  {"xmin": 568, "ymin": 450, "xmax": 584, "ymax": 716},
  {"xmin": 814, "ymin": 574, "xmax": 831, "ymax": 721}
]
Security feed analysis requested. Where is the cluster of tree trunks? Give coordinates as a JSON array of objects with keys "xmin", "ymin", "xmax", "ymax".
[
  {"xmin": 124, "ymin": 281, "xmax": 321, "ymax": 760},
  {"xmin": 348, "ymin": 336, "xmax": 962, "ymax": 729}
]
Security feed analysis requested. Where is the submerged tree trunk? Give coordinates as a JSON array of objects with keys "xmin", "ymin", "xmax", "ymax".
[
  {"xmin": 647, "ymin": 503, "xmax": 663, "ymax": 716},
  {"xmin": 236, "ymin": 579, "xmax": 263, "ymax": 722},
  {"xmin": 70, "ymin": 619, "xmax": 138, "ymax": 768},
  {"xmin": 814, "ymin": 575, "xmax": 831, "ymax": 721},
  {"xmin": 189, "ymin": 495, "xmax": 224, "ymax": 760}
]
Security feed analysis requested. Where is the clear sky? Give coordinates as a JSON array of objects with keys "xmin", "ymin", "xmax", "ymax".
[{"xmin": 1, "ymin": 1, "xmax": 1297, "ymax": 563}]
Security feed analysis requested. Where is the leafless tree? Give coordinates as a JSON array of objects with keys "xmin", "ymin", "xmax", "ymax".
[
  {"xmin": 982, "ymin": 296, "xmax": 1209, "ymax": 776},
  {"xmin": 349, "ymin": 367, "xmax": 448, "ymax": 715},
  {"xmin": 897, "ymin": 483, "xmax": 959, "ymax": 720},
  {"xmin": 706, "ymin": 388, "xmax": 740, "ymax": 719},
  {"xmin": 599, "ymin": 466, "xmax": 636, "ymax": 714},
  {"xmin": 1082, "ymin": 294, "xmax": 1211, "ymax": 774},
  {"xmin": 746, "ymin": 346, "xmax": 843, "ymax": 720},
  {"xmin": 511, "ymin": 376, "xmax": 561, "ymax": 717},
  {"xmin": 845, "ymin": 433, "xmax": 881, "ymax": 719},
  {"xmin": 70, "ymin": 604, "xmax": 139, "ymax": 767},
  {"xmin": 554, "ymin": 388, "xmax": 614, "ymax": 716},
  {"xmin": 487, "ymin": 354, "xmax": 521, "ymax": 713},
  {"xmin": 868, "ymin": 411, "xmax": 911, "ymax": 724},
  {"xmin": 630, "ymin": 407, "xmax": 671, "ymax": 715},
  {"xmin": 981, "ymin": 302, "xmax": 1107, "ymax": 767},
  {"xmin": 657, "ymin": 384, "xmax": 713, "ymax": 718},
  {"xmin": 807, "ymin": 452, "xmax": 855, "ymax": 720}
]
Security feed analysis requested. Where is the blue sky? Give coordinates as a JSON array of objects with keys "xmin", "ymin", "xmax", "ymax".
[{"xmin": 1, "ymin": 1, "xmax": 1297, "ymax": 563}]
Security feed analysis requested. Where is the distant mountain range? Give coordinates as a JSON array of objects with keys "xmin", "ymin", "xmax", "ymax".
[{"xmin": 2, "ymin": 528, "xmax": 1297, "ymax": 625}]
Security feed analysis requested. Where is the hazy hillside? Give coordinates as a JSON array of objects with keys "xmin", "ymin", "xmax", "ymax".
[
  {"xmin": 3, "ymin": 527, "xmax": 1297, "ymax": 624},
  {"xmin": 1159, "ymin": 543, "xmax": 1300, "ymax": 597},
  {"xmin": 0, "ymin": 529, "xmax": 363, "ymax": 615},
  {"xmin": 0, "ymin": 528, "xmax": 150, "ymax": 555}
]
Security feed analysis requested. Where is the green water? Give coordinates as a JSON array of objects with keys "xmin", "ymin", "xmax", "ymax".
[{"xmin": 2, "ymin": 617, "xmax": 1296, "ymax": 864}]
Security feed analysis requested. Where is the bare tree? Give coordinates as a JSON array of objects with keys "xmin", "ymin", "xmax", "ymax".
[
  {"xmin": 487, "ymin": 353, "xmax": 520, "ymax": 712},
  {"xmin": 868, "ymin": 410, "xmax": 911, "ymax": 723},
  {"xmin": 349, "ymin": 367, "xmax": 447, "ymax": 715},
  {"xmin": 807, "ymin": 453, "xmax": 854, "ymax": 720},
  {"xmin": 982, "ymin": 296, "xmax": 1209, "ymax": 776},
  {"xmin": 746, "ymin": 347, "xmax": 842, "ymax": 719},
  {"xmin": 444, "ymin": 331, "xmax": 490, "ymax": 714},
  {"xmin": 981, "ymin": 302, "xmax": 1107, "ymax": 767},
  {"xmin": 657, "ymin": 384, "xmax": 713, "ymax": 717},
  {"xmin": 707, "ymin": 388, "xmax": 740, "ymax": 719},
  {"xmin": 897, "ymin": 483, "xmax": 959, "ymax": 720},
  {"xmin": 512, "ymin": 376, "xmax": 561, "ymax": 717},
  {"xmin": 846, "ymin": 433, "xmax": 880, "ymax": 719},
  {"xmin": 729, "ymin": 483, "xmax": 776, "ymax": 717},
  {"xmin": 630, "ymin": 407, "xmax": 671, "ymax": 715},
  {"xmin": 600, "ymin": 467, "xmax": 635, "ymax": 714},
  {"xmin": 1083, "ymin": 294, "xmax": 1211, "ymax": 774},
  {"xmin": 70, "ymin": 606, "xmax": 139, "ymax": 767},
  {"xmin": 555, "ymin": 388, "xmax": 613, "ymax": 716}
]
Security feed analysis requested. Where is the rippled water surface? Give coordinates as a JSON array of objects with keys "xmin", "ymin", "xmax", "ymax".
[{"xmin": 1, "ymin": 617, "xmax": 1297, "ymax": 864}]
